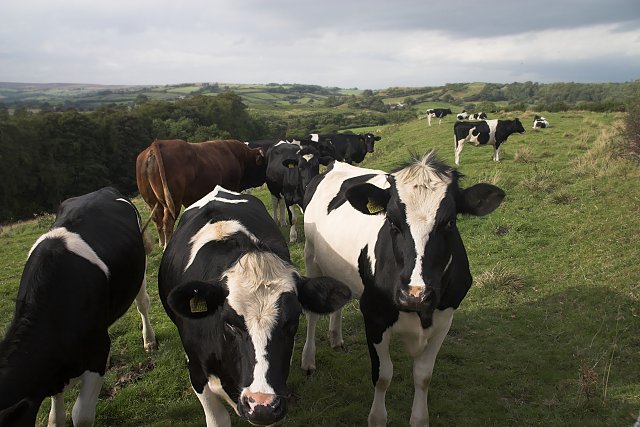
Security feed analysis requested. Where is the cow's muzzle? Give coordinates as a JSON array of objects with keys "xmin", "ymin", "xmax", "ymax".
[
  {"xmin": 238, "ymin": 391, "xmax": 286, "ymax": 426},
  {"xmin": 396, "ymin": 286, "xmax": 434, "ymax": 312}
]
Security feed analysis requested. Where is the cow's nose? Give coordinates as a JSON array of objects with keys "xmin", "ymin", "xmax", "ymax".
[
  {"xmin": 239, "ymin": 392, "xmax": 286, "ymax": 426},
  {"xmin": 396, "ymin": 286, "xmax": 434, "ymax": 312}
]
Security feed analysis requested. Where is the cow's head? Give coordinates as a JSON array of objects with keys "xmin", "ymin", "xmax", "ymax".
[
  {"xmin": 513, "ymin": 118, "xmax": 526, "ymax": 134},
  {"xmin": 241, "ymin": 147, "xmax": 268, "ymax": 190},
  {"xmin": 282, "ymin": 146, "xmax": 324, "ymax": 208},
  {"xmin": 344, "ymin": 151, "xmax": 504, "ymax": 313},
  {"xmin": 167, "ymin": 252, "xmax": 350, "ymax": 426},
  {"xmin": 362, "ymin": 133, "xmax": 381, "ymax": 153}
]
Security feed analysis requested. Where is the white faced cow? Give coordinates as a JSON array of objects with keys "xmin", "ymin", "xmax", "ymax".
[
  {"xmin": 301, "ymin": 153, "xmax": 505, "ymax": 426},
  {"xmin": 453, "ymin": 118, "xmax": 526, "ymax": 165},
  {"xmin": 158, "ymin": 186, "xmax": 350, "ymax": 427},
  {"xmin": 0, "ymin": 187, "xmax": 156, "ymax": 427}
]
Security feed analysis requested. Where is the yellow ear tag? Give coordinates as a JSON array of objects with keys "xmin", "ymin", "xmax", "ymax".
[
  {"xmin": 366, "ymin": 198, "xmax": 385, "ymax": 214},
  {"xmin": 190, "ymin": 291, "xmax": 208, "ymax": 313},
  {"xmin": 288, "ymin": 163, "xmax": 295, "ymax": 168}
]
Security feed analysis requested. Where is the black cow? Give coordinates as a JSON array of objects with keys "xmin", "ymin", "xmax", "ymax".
[
  {"xmin": 321, "ymin": 132, "xmax": 381, "ymax": 164},
  {"xmin": 453, "ymin": 118, "xmax": 526, "ymax": 165},
  {"xmin": 265, "ymin": 142, "xmax": 327, "ymax": 242},
  {"xmin": 532, "ymin": 115, "xmax": 550, "ymax": 129},
  {"xmin": 0, "ymin": 187, "xmax": 156, "ymax": 427},
  {"xmin": 425, "ymin": 108, "xmax": 453, "ymax": 126},
  {"xmin": 158, "ymin": 186, "xmax": 350, "ymax": 427},
  {"xmin": 301, "ymin": 153, "xmax": 505, "ymax": 425}
]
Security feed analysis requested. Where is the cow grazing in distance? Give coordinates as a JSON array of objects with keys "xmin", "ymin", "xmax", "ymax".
[
  {"xmin": 425, "ymin": 108, "xmax": 453, "ymax": 126},
  {"xmin": 0, "ymin": 187, "xmax": 156, "ymax": 427},
  {"xmin": 301, "ymin": 153, "xmax": 505, "ymax": 425},
  {"xmin": 158, "ymin": 186, "xmax": 351, "ymax": 427},
  {"xmin": 265, "ymin": 142, "xmax": 328, "ymax": 242},
  {"xmin": 136, "ymin": 139, "xmax": 266, "ymax": 249},
  {"xmin": 532, "ymin": 115, "xmax": 550, "ymax": 128},
  {"xmin": 456, "ymin": 110, "xmax": 469, "ymax": 120},
  {"xmin": 453, "ymin": 118, "xmax": 526, "ymax": 165}
]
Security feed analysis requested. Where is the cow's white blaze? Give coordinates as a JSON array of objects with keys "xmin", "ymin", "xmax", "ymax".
[
  {"xmin": 185, "ymin": 220, "xmax": 260, "ymax": 272},
  {"xmin": 393, "ymin": 156, "xmax": 452, "ymax": 291},
  {"xmin": 28, "ymin": 227, "xmax": 110, "ymax": 278},
  {"xmin": 224, "ymin": 252, "xmax": 297, "ymax": 396}
]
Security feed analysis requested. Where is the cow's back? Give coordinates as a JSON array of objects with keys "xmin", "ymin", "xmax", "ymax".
[
  {"xmin": 304, "ymin": 163, "xmax": 387, "ymax": 297},
  {"xmin": 49, "ymin": 187, "xmax": 146, "ymax": 323}
]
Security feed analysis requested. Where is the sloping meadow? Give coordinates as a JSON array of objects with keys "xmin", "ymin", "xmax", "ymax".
[{"xmin": 0, "ymin": 111, "xmax": 638, "ymax": 426}]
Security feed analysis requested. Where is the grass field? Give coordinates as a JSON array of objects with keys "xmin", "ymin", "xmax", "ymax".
[{"xmin": 1, "ymin": 111, "xmax": 639, "ymax": 426}]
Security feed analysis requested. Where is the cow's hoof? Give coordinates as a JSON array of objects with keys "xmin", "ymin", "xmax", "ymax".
[
  {"xmin": 302, "ymin": 367, "xmax": 316, "ymax": 376},
  {"xmin": 144, "ymin": 338, "xmax": 158, "ymax": 352},
  {"xmin": 332, "ymin": 343, "xmax": 348, "ymax": 353}
]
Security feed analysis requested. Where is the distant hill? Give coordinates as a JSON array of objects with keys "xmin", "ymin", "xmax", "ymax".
[{"xmin": 1, "ymin": 80, "xmax": 638, "ymax": 112}]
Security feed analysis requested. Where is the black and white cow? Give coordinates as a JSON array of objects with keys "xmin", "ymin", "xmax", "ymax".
[
  {"xmin": 323, "ymin": 132, "xmax": 381, "ymax": 165},
  {"xmin": 468, "ymin": 112, "xmax": 487, "ymax": 120},
  {"xmin": 158, "ymin": 186, "xmax": 350, "ymax": 427},
  {"xmin": 425, "ymin": 108, "xmax": 452, "ymax": 126},
  {"xmin": 266, "ymin": 142, "xmax": 327, "ymax": 242},
  {"xmin": 301, "ymin": 153, "xmax": 505, "ymax": 426},
  {"xmin": 453, "ymin": 118, "xmax": 526, "ymax": 165},
  {"xmin": 456, "ymin": 110, "xmax": 469, "ymax": 120},
  {"xmin": 532, "ymin": 115, "xmax": 550, "ymax": 129},
  {"xmin": 0, "ymin": 187, "xmax": 156, "ymax": 427}
]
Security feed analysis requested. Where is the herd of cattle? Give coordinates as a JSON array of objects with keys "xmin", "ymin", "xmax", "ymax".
[{"xmin": 0, "ymin": 108, "xmax": 551, "ymax": 426}]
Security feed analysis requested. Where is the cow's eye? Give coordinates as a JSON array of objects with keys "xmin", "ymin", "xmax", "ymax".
[{"xmin": 444, "ymin": 219, "xmax": 456, "ymax": 231}]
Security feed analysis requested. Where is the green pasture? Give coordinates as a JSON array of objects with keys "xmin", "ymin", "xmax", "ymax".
[{"xmin": 0, "ymin": 111, "xmax": 638, "ymax": 426}]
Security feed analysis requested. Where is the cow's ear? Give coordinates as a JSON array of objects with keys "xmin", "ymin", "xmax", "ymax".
[
  {"xmin": 255, "ymin": 149, "xmax": 266, "ymax": 165},
  {"xmin": 282, "ymin": 158, "xmax": 299, "ymax": 169},
  {"xmin": 374, "ymin": 136, "xmax": 381, "ymax": 141},
  {"xmin": 345, "ymin": 183, "xmax": 390, "ymax": 215},
  {"xmin": 296, "ymin": 276, "xmax": 351, "ymax": 314},
  {"xmin": 167, "ymin": 280, "xmax": 228, "ymax": 319},
  {"xmin": 319, "ymin": 156, "xmax": 334, "ymax": 165},
  {"xmin": 457, "ymin": 184, "xmax": 505, "ymax": 216}
]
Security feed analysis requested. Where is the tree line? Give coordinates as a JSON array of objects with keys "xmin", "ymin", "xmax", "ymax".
[{"xmin": 0, "ymin": 92, "xmax": 284, "ymax": 222}]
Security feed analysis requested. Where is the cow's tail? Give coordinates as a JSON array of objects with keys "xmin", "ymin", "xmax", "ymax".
[
  {"xmin": 139, "ymin": 203, "xmax": 158, "ymax": 255},
  {"xmin": 149, "ymin": 142, "xmax": 177, "ymax": 220}
]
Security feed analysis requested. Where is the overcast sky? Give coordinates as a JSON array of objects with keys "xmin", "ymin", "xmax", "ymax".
[{"xmin": 1, "ymin": 0, "xmax": 639, "ymax": 89}]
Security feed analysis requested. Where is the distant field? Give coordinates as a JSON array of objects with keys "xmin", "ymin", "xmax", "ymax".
[{"xmin": 0, "ymin": 111, "xmax": 639, "ymax": 426}]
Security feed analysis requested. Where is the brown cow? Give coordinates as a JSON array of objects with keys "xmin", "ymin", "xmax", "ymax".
[{"xmin": 136, "ymin": 139, "xmax": 266, "ymax": 249}]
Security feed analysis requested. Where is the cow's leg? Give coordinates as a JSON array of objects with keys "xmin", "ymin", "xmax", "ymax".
[
  {"xmin": 493, "ymin": 144, "xmax": 500, "ymax": 162},
  {"xmin": 48, "ymin": 393, "xmax": 65, "ymax": 426},
  {"xmin": 71, "ymin": 371, "xmax": 104, "ymax": 427},
  {"xmin": 367, "ymin": 329, "xmax": 393, "ymax": 427},
  {"xmin": 427, "ymin": 115, "xmax": 432, "ymax": 127},
  {"xmin": 288, "ymin": 205, "xmax": 298, "ymax": 243},
  {"xmin": 454, "ymin": 138, "xmax": 465, "ymax": 165},
  {"xmin": 302, "ymin": 242, "xmax": 323, "ymax": 374},
  {"xmin": 301, "ymin": 312, "xmax": 320, "ymax": 375},
  {"xmin": 278, "ymin": 198, "xmax": 287, "ymax": 226},
  {"xmin": 153, "ymin": 207, "xmax": 165, "ymax": 249},
  {"xmin": 135, "ymin": 271, "xmax": 157, "ymax": 351},
  {"xmin": 271, "ymin": 194, "xmax": 280, "ymax": 224},
  {"xmin": 195, "ymin": 385, "xmax": 231, "ymax": 427},
  {"xmin": 409, "ymin": 309, "xmax": 454, "ymax": 427},
  {"xmin": 328, "ymin": 308, "xmax": 345, "ymax": 350}
]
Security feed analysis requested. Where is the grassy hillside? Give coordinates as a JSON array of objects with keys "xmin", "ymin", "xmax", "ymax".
[{"xmin": 1, "ymin": 111, "xmax": 639, "ymax": 426}]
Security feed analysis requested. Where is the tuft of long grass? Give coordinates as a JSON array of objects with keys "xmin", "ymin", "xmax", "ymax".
[{"xmin": 474, "ymin": 262, "xmax": 525, "ymax": 295}]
